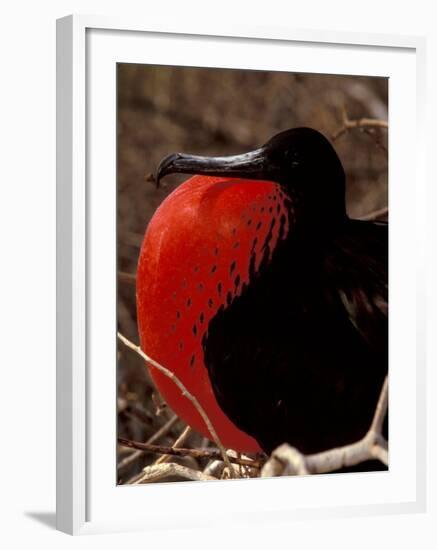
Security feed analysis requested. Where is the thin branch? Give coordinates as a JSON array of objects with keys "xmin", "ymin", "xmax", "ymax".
[
  {"xmin": 262, "ymin": 375, "xmax": 388, "ymax": 477},
  {"xmin": 117, "ymin": 414, "xmax": 179, "ymax": 472},
  {"xmin": 155, "ymin": 425, "xmax": 192, "ymax": 465},
  {"xmin": 124, "ymin": 471, "xmax": 147, "ymax": 485},
  {"xmin": 117, "ymin": 332, "xmax": 235, "ymax": 477},
  {"xmin": 203, "ymin": 459, "xmax": 226, "ymax": 478},
  {"xmin": 369, "ymin": 375, "xmax": 389, "ymax": 435},
  {"xmin": 358, "ymin": 206, "xmax": 388, "ymax": 222},
  {"xmin": 202, "ymin": 450, "xmax": 258, "ymax": 479},
  {"xmin": 151, "ymin": 392, "xmax": 168, "ymax": 416},
  {"xmin": 331, "ymin": 107, "xmax": 388, "ymax": 155},
  {"xmin": 117, "ymin": 437, "xmax": 263, "ymax": 469},
  {"xmin": 135, "ymin": 462, "xmax": 217, "ymax": 484},
  {"xmin": 332, "ymin": 112, "xmax": 388, "ymax": 141},
  {"xmin": 117, "ymin": 451, "xmax": 141, "ymax": 473}
]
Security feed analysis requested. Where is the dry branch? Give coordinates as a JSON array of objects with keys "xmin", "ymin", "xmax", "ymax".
[
  {"xmin": 117, "ymin": 437, "xmax": 263, "ymax": 469},
  {"xmin": 332, "ymin": 111, "xmax": 388, "ymax": 141},
  {"xmin": 262, "ymin": 375, "xmax": 388, "ymax": 477},
  {"xmin": 155, "ymin": 425, "xmax": 192, "ymax": 465},
  {"xmin": 203, "ymin": 459, "xmax": 226, "ymax": 478},
  {"xmin": 135, "ymin": 462, "xmax": 217, "ymax": 484},
  {"xmin": 369, "ymin": 375, "xmax": 389, "ymax": 435},
  {"xmin": 332, "ymin": 108, "xmax": 388, "ymax": 154},
  {"xmin": 117, "ymin": 332, "xmax": 235, "ymax": 477},
  {"xmin": 117, "ymin": 414, "xmax": 179, "ymax": 472}
]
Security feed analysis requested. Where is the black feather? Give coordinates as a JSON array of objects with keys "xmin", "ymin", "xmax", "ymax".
[{"xmin": 202, "ymin": 218, "xmax": 388, "ymax": 456}]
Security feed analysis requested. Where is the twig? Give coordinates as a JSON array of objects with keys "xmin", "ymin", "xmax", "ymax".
[
  {"xmin": 369, "ymin": 375, "xmax": 389, "ymax": 435},
  {"xmin": 151, "ymin": 392, "xmax": 167, "ymax": 416},
  {"xmin": 203, "ymin": 459, "xmax": 225, "ymax": 478},
  {"xmin": 117, "ymin": 332, "xmax": 235, "ymax": 477},
  {"xmin": 134, "ymin": 462, "xmax": 217, "ymax": 484},
  {"xmin": 332, "ymin": 107, "xmax": 388, "ymax": 154},
  {"xmin": 145, "ymin": 415, "xmax": 179, "ymax": 445},
  {"xmin": 358, "ymin": 206, "xmax": 388, "ymax": 222},
  {"xmin": 262, "ymin": 375, "xmax": 388, "ymax": 477},
  {"xmin": 332, "ymin": 111, "xmax": 388, "ymax": 141},
  {"xmin": 203, "ymin": 457, "xmax": 249, "ymax": 479},
  {"xmin": 117, "ymin": 414, "xmax": 179, "ymax": 472},
  {"xmin": 117, "ymin": 437, "xmax": 263, "ymax": 469},
  {"xmin": 117, "ymin": 451, "xmax": 140, "ymax": 473},
  {"xmin": 124, "ymin": 471, "xmax": 147, "ymax": 485},
  {"xmin": 155, "ymin": 426, "xmax": 192, "ymax": 465}
]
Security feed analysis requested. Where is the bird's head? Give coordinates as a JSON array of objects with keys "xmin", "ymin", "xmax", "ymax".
[{"xmin": 157, "ymin": 128, "xmax": 347, "ymax": 222}]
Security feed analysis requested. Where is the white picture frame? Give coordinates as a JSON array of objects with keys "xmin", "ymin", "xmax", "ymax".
[{"xmin": 56, "ymin": 14, "xmax": 427, "ymax": 535}]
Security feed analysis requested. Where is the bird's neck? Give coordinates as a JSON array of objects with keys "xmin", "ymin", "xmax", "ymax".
[
  {"xmin": 278, "ymin": 170, "xmax": 347, "ymax": 229},
  {"xmin": 281, "ymin": 186, "xmax": 348, "ymax": 239}
]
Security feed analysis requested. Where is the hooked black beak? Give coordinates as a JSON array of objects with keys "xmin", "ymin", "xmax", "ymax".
[{"xmin": 156, "ymin": 148, "xmax": 268, "ymax": 187}]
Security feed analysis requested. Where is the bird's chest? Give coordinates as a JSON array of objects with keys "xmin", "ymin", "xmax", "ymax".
[
  {"xmin": 136, "ymin": 176, "xmax": 300, "ymax": 449},
  {"xmin": 137, "ymin": 178, "xmax": 294, "ymax": 384}
]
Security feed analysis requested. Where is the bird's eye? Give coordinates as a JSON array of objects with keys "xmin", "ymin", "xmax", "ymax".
[{"xmin": 284, "ymin": 149, "xmax": 300, "ymax": 167}]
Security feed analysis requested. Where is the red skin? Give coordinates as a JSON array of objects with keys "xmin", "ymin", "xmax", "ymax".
[{"xmin": 136, "ymin": 176, "xmax": 291, "ymax": 453}]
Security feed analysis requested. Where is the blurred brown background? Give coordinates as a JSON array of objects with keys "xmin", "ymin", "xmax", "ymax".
[{"xmin": 116, "ymin": 64, "xmax": 388, "ymax": 483}]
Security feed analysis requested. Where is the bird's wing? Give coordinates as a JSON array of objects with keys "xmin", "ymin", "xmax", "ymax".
[{"xmin": 323, "ymin": 219, "xmax": 388, "ymax": 354}]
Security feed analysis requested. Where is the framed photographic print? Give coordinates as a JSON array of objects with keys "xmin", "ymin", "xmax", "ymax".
[{"xmin": 56, "ymin": 15, "xmax": 427, "ymax": 535}]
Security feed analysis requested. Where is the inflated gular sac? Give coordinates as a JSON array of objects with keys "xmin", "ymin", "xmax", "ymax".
[{"xmin": 137, "ymin": 176, "xmax": 291, "ymax": 452}]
